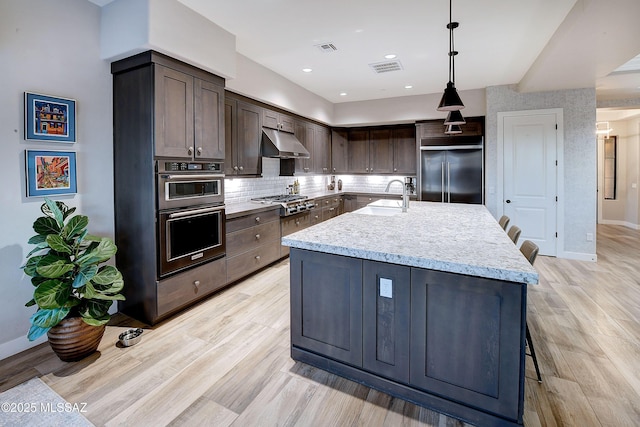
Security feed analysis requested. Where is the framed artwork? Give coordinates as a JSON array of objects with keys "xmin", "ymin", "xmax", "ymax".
[
  {"xmin": 24, "ymin": 92, "xmax": 76, "ymax": 143},
  {"xmin": 25, "ymin": 150, "xmax": 77, "ymax": 197}
]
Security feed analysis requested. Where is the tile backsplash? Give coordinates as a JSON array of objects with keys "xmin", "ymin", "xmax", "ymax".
[{"xmin": 224, "ymin": 157, "xmax": 416, "ymax": 204}]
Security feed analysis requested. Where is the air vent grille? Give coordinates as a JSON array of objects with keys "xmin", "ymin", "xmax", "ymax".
[
  {"xmin": 369, "ymin": 60, "xmax": 403, "ymax": 73},
  {"xmin": 315, "ymin": 43, "xmax": 338, "ymax": 53}
]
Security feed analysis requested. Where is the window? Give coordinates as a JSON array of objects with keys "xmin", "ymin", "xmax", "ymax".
[{"xmin": 603, "ymin": 136, "xmax": 617, "ymax": 200}]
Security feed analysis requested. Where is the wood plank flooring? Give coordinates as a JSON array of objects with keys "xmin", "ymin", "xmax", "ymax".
[{"xmin": 1, "ymin": 224, "xmax": 638, "ymax": 426}]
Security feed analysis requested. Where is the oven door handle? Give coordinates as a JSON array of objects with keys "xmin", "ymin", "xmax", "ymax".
[
  {"xmin": 161, "ymin": 174, "xmax": 224, "ymax": 180},
  {"xmin": 168, "ymin": 206, "xmax": 224, "ymax": 219}
]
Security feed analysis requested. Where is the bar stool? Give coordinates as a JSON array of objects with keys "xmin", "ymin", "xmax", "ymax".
[
  {"xmin": 507, "ymin": 225, "xmax": 521, "ymax": 244},
  {"xmin": 520, "ymin": 240, "xmax": 542, "ymax": 383},
  {"xmin": 498, "ymin": 215, "xmax": 510, "ymax": 231}
]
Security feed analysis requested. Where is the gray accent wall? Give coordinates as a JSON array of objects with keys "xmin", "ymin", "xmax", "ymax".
[{"xmin": 485, "ymin": 85, "xmax": 597, "ymax": 259}]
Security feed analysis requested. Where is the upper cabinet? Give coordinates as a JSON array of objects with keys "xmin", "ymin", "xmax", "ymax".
[
  {"xmin": 263, "ymin": 108, "xmax": 295, "ymax": 133},
  {"xmin": 153, "ymin": 62, "xmax": 224, "ymax": 160},
  {"xmin": 341, "ymin": 126, "xmax": 415, "ymax": 175},
  {"xmin": 417, "ymin": 116, "xmax": 485, "ymax": 140},
  {"xmin": 225, "ymin": 97, "xmax": 262, "ymax": 176},
  {"xmin": 112, "ymin": 51, "xmax": 225, "ymax": 162},
  {"xmin": 297, "ymin": 122, "xmax": 331, "ymax": 174}
]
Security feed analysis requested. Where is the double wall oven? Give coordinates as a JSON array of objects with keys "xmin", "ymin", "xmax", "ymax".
[{"xmin": 157, "ymin": 160, "xmax": 225, "ymax": 277}]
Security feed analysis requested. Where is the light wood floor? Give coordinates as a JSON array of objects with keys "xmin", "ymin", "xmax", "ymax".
[{"xmin": 1, "ymin": 224, "xmax": 638, "ymax": 426}]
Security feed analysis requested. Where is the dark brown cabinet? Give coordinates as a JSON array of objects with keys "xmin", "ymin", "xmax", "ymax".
[
  {"xmin": 296, "ymin": 122, "xmax": 331, "ymax": 174},
  {"xmin": 331, "ymin": 129, "xmax": 348, "ymax": 173},
  {"xmin": 392, "ymin": 126, "xmax": 417, "ymax": 174},
  {"xmin": 363, "ymin": 261, "xmax": 411, "ymax": 383},
  {"xmin": 154, "ymin": 63, "xmax": 224, "ymax": 160},
  {"xmin": 111, "ymin": 51, "xmax": 227, "ymax": 325},
  {"xmin": 290, "ymin": 248, "xmax": 528, "ymax": 426},
  {"xmin": 290, "ymin": 249, "xmax": 363, "ymax": 367},
  {"xmin": 226, "ymin": 209, "xmax": 281, "ymax": 283},
  {"xmin": 225, "ymin": 98, "xmax": 262, "ymax": 176},
  {"xmin": 263, "ymin": 108, "xmax": 295, "ymax": 133}
]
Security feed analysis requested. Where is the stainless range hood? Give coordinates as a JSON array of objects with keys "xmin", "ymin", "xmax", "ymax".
[{"xmin": 262, "ymin": 128, "xmax": 310, "ymax": 159}]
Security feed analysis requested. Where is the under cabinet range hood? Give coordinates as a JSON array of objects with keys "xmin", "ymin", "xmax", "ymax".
[{"xmin": 261, "ymin": 128, "xmax": 310, "ymax": 159}]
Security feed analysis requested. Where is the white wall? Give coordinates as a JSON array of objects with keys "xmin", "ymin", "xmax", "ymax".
[
  {"xmin": 485, "ymin": 85, "xmax": 597, "ymax": 259},
  {"xmin": 0, "ymin": 0, "xmax": 114, "ymax": 360}
]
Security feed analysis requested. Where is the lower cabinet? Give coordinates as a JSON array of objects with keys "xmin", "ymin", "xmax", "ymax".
[
  {"xmin": 280, "ymin": 212, "xmax": 311, "ymax": 257},
  {"xmin": 226, "ymin": 209, "xmax": 281, "ymax": 283},
  {"xmin": 290, "ymin": 248, "xmax": 527, "ymax": 426},
  {"xmin": 157, "ymin": 257, "xmax": 227, "ymax": 318},
  {"xmin": 290, "ymin": 250, "xmax": 363, "ymax": 367}
]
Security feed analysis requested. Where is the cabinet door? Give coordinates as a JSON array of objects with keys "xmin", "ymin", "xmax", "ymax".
[
  {"xmin": 410, "ymin": 268, "xmax": 524, "ymax": 421},
  {"xmin": 392, "ymin": 126, "xmax": 417, "ymax": 174},
  {"xmin": 224, "ymin": 98, "xmax": 237, "ymax": 175},
  {"xmin": 290, "ymin": 249, "xmax": 363, "ymax": 367},
  {"xmin": 294, "ymin": 120, "xmax": 311, "ymax": 173},
  {"xmin": 194, "ymin": 79, "xmax": 224, "ymax": 160},
  {"xmin": 369, "ymin": 129, "xmax": 393, "ymax": 174},
  {"xmin": 279, "ymin": 113, "xmax": 295, "ymax": 133},
  {"xmin": 262, "ymin": 108, "xmax": 279, "ymax": 130},
  {"xmin": 236, "ymin": 101, "xmax": 262, "ymax": 176},
  {"xmin": 331, "ymin": 129, "xmax": 348, "ymax": 173},
  {"xmin": 348, "ymin": 129, "xmax": 370, "ymax": 173},
  {"xmin": 363, "ymin": 261, "xmax": 410, "ymax": 383},
  {"xmin": 314, "ymin": 125, "xmax": 331, "ymax": 174},
  {"xmin": 154, "ymin": 65, "xmax": 194, "ymax": 159}
]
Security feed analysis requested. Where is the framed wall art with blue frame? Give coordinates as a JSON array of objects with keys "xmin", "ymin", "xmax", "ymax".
[
  {"xmin": 25, "ymin": 150, "xmax": 77, "ymax": 197},
  {"xmin": 24, "ymin": 92, "xmax": 76, "ymax": 143}
]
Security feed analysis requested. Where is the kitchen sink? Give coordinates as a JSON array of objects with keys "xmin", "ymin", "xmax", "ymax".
[
  {"xmin": 369, "ymin": 199, "xmax": 403, "ymax": 208},
  {"xmin": 353, "ymin": 205, "xmax": 403, "ymax": 217}
]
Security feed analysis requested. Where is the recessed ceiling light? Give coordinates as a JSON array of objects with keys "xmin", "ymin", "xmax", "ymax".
[
  {"xmin": 339, "ymin": 92, "xmax": 347, "ymax": 96},
  {"xmin": 302, "ymin": 68, "xmax": 313, "ymax": 73},
  {"xmin": 384, "ymin": 54, "xmax": 397, "ymax": 59},
  {"xmin": 404, "ymin": 85, "xmax": 413, "ymax": 89}
]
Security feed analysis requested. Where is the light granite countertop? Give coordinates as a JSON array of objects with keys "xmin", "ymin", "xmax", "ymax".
[{"xmin": 282, "ymin": 201, "xmax": 539, "ymax": 284}]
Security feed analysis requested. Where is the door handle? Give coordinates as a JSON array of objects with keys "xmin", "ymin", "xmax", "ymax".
[
  {"xmin": 441, "ymin": 162, "xmax": 445, "ymax": 203},
  {"xmin": 447, "ymin": 162, "xmax": 451, "ymax": 203},
  {"xmin": 506, "ymin": 200, "xmax": 512, "ymax": 203}
]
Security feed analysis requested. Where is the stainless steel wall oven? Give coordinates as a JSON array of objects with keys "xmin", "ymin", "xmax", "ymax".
[{"xmin": 157, "ymin": 160, "xmax": 225, "ymax": 277}]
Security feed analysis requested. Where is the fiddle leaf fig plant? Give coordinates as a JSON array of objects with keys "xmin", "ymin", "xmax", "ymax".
[{"xmin": 23, "ymin": 198, "xmax": 125, "ymax": 341}]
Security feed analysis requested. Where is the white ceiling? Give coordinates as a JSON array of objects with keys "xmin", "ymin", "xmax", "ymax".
[{"xmin": 90, "ymin": 0, "xmax": 640, "ymax": 111}]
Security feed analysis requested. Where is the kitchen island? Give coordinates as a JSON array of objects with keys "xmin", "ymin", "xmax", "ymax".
[{"xmin": 282, "ymin": 201, "xmax": 538, "ymax": 427}]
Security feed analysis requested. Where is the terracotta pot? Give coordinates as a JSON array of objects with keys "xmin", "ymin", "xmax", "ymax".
[{"xmin": 47, "ymin": 317, "xmax": 106, "ymax": 362}]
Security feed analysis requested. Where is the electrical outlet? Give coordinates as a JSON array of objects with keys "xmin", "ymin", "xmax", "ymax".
[
  {"xmin": 586, "ymin": 233, "xmax": 593, "ymax": 242},
  {"xmin": 379, "ymin": 278, "xmax": 393, "ymax": 298}
]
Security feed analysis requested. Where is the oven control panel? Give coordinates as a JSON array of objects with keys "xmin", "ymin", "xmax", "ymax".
[{"xmin": 162, "ymin": 161, "xmax": 223, "ymax": 173}]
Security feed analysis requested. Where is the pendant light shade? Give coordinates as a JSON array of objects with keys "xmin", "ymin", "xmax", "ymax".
[
  {"xmin": 437, "ymin": 0, "xmax": 465, "ymax": 125},
  {"xmin": 445, "ymin": 124, "xmax": 463, "ymax": 135},
  {"xmin": 444, "ymin": 109, "xmax": 466, "ymax": 125}
]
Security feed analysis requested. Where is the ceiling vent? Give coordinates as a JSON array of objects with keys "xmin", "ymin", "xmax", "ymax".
[
  {"xmin": 315, "ymin": 43, "xmax": 338, "ymax": 53},
  {"xmin": 369, "ymin": 60, "xmax": 403, "ymax": 74}
]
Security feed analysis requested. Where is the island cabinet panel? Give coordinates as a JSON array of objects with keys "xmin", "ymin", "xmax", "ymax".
[
  {"xmin": 410, "ymin": 268, "xmax": 525, "ymax": 421},
  {"xmin": 290, "ymin": 250, "xmax": 363, "ymax": 367},
  {"xmin": 362, "ymin": 261, "xmax": 410, "ymax": 383}
]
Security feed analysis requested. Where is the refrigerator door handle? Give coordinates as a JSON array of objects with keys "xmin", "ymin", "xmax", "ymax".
[
  {"xmin": 441, "ymin": 162, "xmax": 445, "ymax": 202},
  {"xmin": 447, "ymin": 162, "xmax": 451, "ymax": 203}
]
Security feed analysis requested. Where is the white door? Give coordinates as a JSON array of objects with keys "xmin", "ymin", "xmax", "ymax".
[{"xmin": 502, "ymin": 113, "xmax": 558, "ymax": 256}]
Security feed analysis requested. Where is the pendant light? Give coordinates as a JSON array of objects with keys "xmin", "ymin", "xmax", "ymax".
[
  {"xmin": 437, "ymin": 0, "xmax": 464, "ymax": 112},
  {"xmin": 444, "ymin": 109, "xmax": 466, "ymax": 125},
  {"xmin": 445, "ymin": 124, "xmax": 463, "ymax": 135}
]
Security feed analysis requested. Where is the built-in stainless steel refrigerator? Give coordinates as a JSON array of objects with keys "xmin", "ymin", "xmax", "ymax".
[{"xmin": 419, "ymin": 136, "xmax": 483, "ymax": 204}]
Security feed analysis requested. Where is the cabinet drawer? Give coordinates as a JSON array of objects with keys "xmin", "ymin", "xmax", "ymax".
[
  {"xmin": 321, "ymin": 205, "xmax": 339, "ymax": 221},
  {"xmin": 281, "ymin": 213, "xmax": 310, "ymax": 236},
  {"xmin": 157, "ymin": 257, "xmax": 227, "ymax": 317},
  {"xmin": 226, "ymin": 209, "xmax": 279, "ymax": 233},
  {"xmin": 226, "ymin": 220, "xmax": 280, "ymax": 257},
  {"xmin": 227, "ymin": 242, "xmax": 281, "ymax": 283}
]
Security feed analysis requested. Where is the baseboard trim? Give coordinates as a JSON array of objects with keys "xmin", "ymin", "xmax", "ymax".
[
  {"xmin": 559, "ymin": 251, "xmax": 597, "ymax": 262},
  {"xmin": 599, "ymin": 219, "xmax": 640, "ymax": 230},
  {"xmin": 0, "ymin": 335, "xmax": 46, "ymax": 362}
]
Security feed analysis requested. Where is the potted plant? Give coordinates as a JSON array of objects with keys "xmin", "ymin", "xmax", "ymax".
[{"xmin": 22, "ymin": 198, "xmax": 125, "ymax": 361}]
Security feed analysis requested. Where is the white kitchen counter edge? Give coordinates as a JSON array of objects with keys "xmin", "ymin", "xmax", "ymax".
[{"xmin": 282, "ymin": 202, "xmax": 539, "ymax": 285}]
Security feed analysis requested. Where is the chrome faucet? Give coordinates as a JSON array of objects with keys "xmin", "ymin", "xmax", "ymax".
[{"xmin": 385, "ymin": 179, "xmax": 409, "ymax": 212}]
